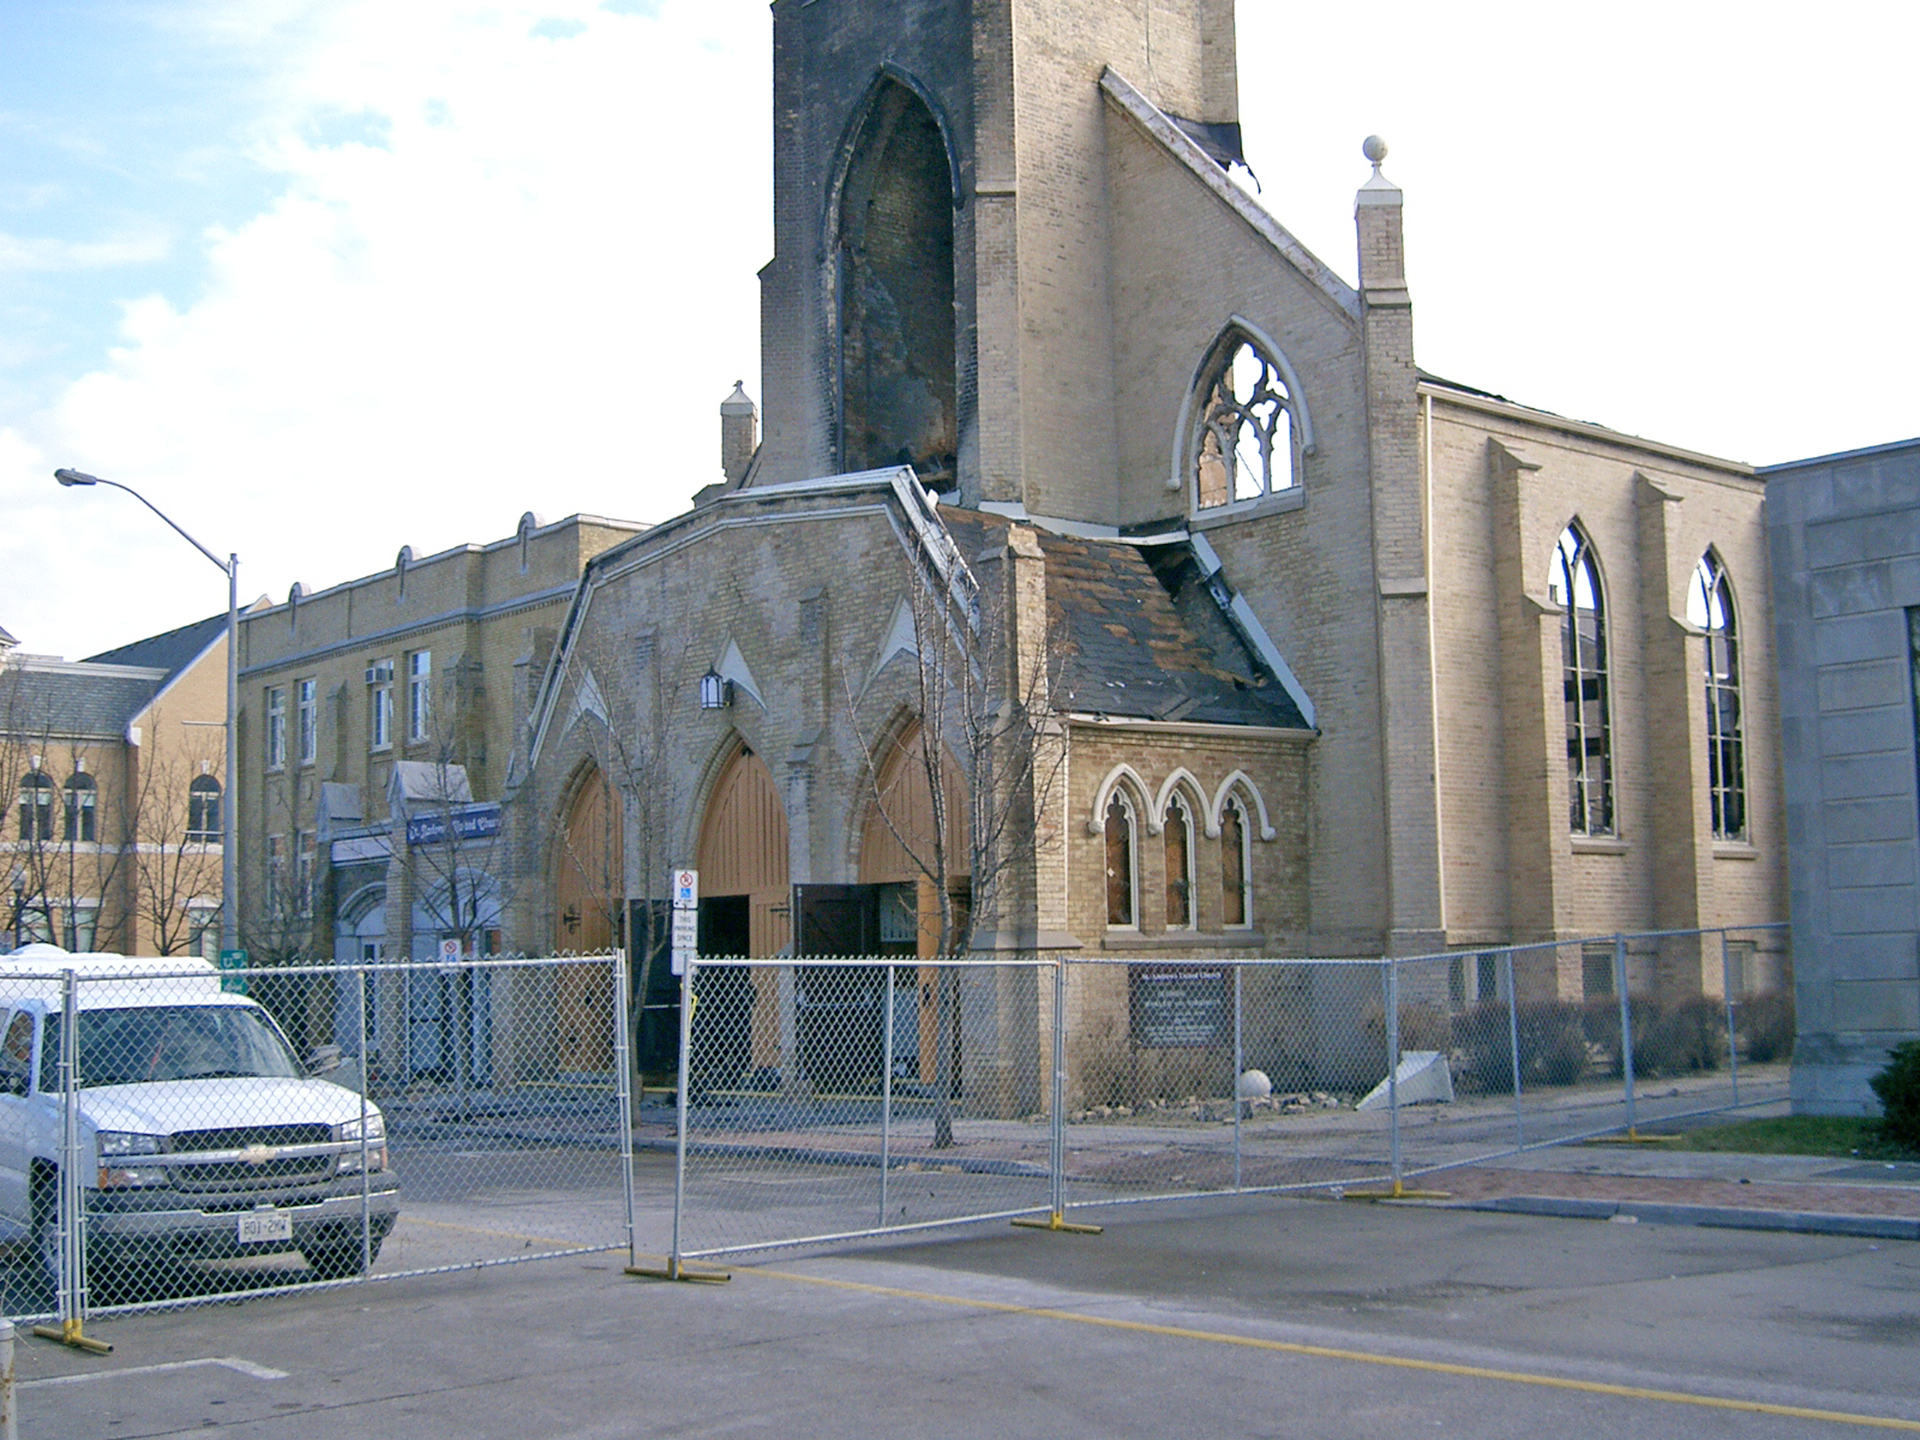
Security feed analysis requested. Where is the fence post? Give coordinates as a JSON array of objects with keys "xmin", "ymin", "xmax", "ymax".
[
  {"xmin": 613, "ymin": 949, "xmax": 636, "ymax": 1267},
  {"xmin": 1050, "ymin": 958, "xmax": 1067, "ymax": 1220},
  {"xmin": 1503, "ymin": 949, "xmax": 1524, "ymax": 1149},
  {"xmin": 1232, "ymin": 963, "xmax": 1244, "ymax": 1191},
  {"xmin": 1722, "ymin": 931, "xmax": 1741, "ymax": 1108},
  {"xmin": 880, "ymin": 965, "xmax": 894, "ymax": 1229},
  {"xmin": 0, "ymin": 1316, "xmax": 15, "ymax": 1440},
  {"xmin": 31, "ymin": 968, "xmax": 109, "ymax": 1350},
  {"xmin": 1614, "ymin": 934, "xmax": 1638, "ymax": 1138},
  {"xmin": 1384, "ymin": 959, "xmax": 1403, "ymax": 1198},
  {"xmin": 61, "ymin": 969, "xmax": 83, "ymax": 1326},
  {"xmin": 669, "ymin": 958, "xmax": 695, "ymax": 1280},
  {"xmin": 357, "ymin": 966, "xmax": 372, "ymax": 1275}
]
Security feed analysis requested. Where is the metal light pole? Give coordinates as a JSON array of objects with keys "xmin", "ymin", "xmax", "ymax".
[{"xmin": 53, "ymin": 469, "xmax": 239, "ymax": 955}]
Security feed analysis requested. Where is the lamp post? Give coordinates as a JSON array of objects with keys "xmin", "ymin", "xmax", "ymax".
[{"xmin": 53, "ymin": 469, "xmax": 239, "ymax": 956}]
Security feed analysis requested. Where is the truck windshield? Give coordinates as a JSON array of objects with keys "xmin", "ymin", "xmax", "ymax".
[{"xmin": 39, "ymin": 1006, "xmax": 303, "ymax": 1089}]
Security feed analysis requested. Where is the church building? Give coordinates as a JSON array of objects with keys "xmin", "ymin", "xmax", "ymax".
[{"xmin": 505, "ymin": 0, "xmax": 1786, "ymax": 1083}]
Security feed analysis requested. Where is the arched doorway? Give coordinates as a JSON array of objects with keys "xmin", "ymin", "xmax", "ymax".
[
  {"xmin": 552, "ymin": 764, "xmax": 620, "ymax": 1074},
  {"xmin": 860, "ymin": 724, "xmax": 971, "ymax": 1089},
  {"xmin": 695, "ymin": 747, "xmax": 790, "ymax": 1087}
]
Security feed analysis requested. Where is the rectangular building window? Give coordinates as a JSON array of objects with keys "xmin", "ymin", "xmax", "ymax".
[
  {"xmin": 296, "ymin": 678, "xmax": 318, "ymax": 765},
  {"xmin": 294, "ymin": 830, "xmax": 314, "ymax": 917},
  {"xmin": 265, "ymin": 686, "xmax": 287, "ymax": 770},
  {"xmin": 368, "ymin": 659, "xmax": 394, "ymax": 751},
  {"xmin": 267, "ymin": 833, "xmax": 286, "ymax": 913},
  {"xmin": 408, "ymin": 650, "xmax": 432, "ymax": 742}
]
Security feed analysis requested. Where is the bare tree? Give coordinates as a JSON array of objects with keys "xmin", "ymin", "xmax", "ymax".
[
  {"xmin": 125, "ymin": 719, "xmax": 224, "ymax": 956},
  {"xmin": 849, "ymin": 520, "xmax": 1070, "ymax": 1145}
]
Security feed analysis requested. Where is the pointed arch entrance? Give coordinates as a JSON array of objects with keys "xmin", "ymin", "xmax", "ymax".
[
  {"xmin": 552, "ymin": 763, "xmax": 619, "ymax": 1073},
  {"xmin": 859, "ymin": 723, "xmax": 971, "ymax": 1088},
  {"xmin": 694, "ymin": 747, "xmax": 790, "ymax": 1084}
]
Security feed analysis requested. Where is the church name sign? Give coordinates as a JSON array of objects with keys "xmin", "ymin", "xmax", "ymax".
[{"xmin": 406, "ymin": 802, "xmax": 503, "ymax": 849}]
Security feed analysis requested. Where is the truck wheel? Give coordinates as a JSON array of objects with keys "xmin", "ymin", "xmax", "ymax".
[{"xmin": 301, "ymin": 1235, "xmax": 382, "ymax": 1280}]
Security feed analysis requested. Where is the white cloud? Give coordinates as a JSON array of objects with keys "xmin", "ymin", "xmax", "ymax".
[{"xmin": 1, "ymin": 0, "xmax": 771, "ymax": 659}]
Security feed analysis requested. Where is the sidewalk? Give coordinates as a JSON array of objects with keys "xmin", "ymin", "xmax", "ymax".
[{"xmin": 1408, "ymin": 1135, "xmax": 1920, "ymax": 1239}]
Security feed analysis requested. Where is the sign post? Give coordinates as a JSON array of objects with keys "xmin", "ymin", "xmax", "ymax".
[{"xmin": 670, "ymin": 869, "xmax": 698, "ymax": 976}]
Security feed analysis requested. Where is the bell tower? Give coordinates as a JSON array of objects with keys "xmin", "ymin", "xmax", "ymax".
[{"xmin": 753, "ymin": 0, "xmax": 1239, "ymax": 522}]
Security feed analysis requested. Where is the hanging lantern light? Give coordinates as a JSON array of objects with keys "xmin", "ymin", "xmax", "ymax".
[{"xmin": 699, "ymin": 667, "xmax": 729, "ymax": 710}]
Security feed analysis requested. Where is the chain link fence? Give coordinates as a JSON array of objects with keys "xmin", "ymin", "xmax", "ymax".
[
  {"xmin": 0, "ymin": 924, "xmax": 1792, "ymax": 1329},
  {"xmin": 0, "ymin": 949, "xmax": 635, "ymax": 1335},
  {"xmin": 660, "ymin": 925, "xmax": 1790, "ymax": 1266}
]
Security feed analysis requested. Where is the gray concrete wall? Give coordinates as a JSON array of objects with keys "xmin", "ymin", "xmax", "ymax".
[{"xmin": 1766, "ymin": 437, "xmax": 1920, "ymax": 1114}]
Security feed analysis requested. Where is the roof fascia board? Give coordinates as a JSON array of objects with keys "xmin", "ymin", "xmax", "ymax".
[
  {"xmin": 132, "ymin": 627, "xmax": 227, "ymax": 729},
  {"xmin": 527, "ymin": 495, "xmax": 927, "ymax": 770},
  {"xmin": 1063, "ymin": 713, "xmax": 1316, "ymax": 742},
  {"xmin": 1420, "ymin": 383, "xmax": 1754, "ymax": 476},
  {"xmin": 1100, "ymin": 68, "xmax": 1360, "ymax": 324},
  {"xmin": 1186, "ymin": 534, "xmax": 1317, "ymax": 730}
]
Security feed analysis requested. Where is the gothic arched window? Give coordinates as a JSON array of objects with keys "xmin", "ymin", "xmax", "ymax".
[
  {"xmin": 1104, "ymin": 791, "xmax": 1137, "ymax": 928},
  {"xmin": 1548, "ymin": 524, "xmax": 1614, "ymax": 835},
  {"xmin": 63, "ymin": 772, "xmax": 96, "ymax": 843},
  {"xmin": 1220, "ymin": 795, "xmax": 1251, "ymax": 928},
  {"xmin": 1194, "ymin": 336, "xmax": 1297, "ymax": 510},
  {"xmin": 188, "ymin": 776, "xmax": 223, "ymax": 843},
  {"xmin": 1689, "ymin": 551, "xmax": 1746, "ymax": 840},
  {"xmin": 17, "ymin": 772, "xmax": 52, "ymax": 843},
  {"xmin": 1164, "ymin": 794, "xmax": 1195, "ymax": 930},
  {"xmin": 836, "ymin": 79, "xmax": 957, "ymax": 484}
]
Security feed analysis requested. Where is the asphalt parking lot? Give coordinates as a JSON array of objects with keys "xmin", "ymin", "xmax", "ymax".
[{"xmin": 11, "ymin": 1192, "xmax": 1919, "ymax": 1439}]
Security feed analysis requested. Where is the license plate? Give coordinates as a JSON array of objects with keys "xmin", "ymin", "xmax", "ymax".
[{"xmin": 238, "ymin": 1210, "xmax": 294, "ymax": 1245}]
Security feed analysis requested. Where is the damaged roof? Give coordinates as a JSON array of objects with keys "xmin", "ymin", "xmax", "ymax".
[{"xmin": 945, "ymin": 510, "xmax": 1308, "ymax": 730}]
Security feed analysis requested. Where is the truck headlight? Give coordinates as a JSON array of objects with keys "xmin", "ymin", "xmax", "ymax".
[
  {"xmin": 96, "ymin": 1131, "xmax": 170, "ymax": 1189},
  {"xmin": 336, "ymin": 1113, "xmax": 387, "ymax": 1174}
]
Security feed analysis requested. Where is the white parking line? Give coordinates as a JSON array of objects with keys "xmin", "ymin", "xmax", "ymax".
[{"xmin": 20, "ymin": 1356, "xmax": 288, "ymax": 1388}]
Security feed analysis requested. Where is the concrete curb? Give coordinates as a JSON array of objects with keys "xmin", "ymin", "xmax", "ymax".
[{"xmin": 1459, "ymin": 1194, "xmax": 1920, "ymax": 1242}]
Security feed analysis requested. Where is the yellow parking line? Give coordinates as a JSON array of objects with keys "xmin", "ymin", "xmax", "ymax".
[{"xmin": 751, "ymin": 1267, "xmax": 1920, "ymax": 1433}]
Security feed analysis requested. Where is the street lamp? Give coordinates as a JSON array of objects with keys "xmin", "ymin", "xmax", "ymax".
[{"xmin": 53, "ymin": 468, "xmax": 239, "ymax": 956}]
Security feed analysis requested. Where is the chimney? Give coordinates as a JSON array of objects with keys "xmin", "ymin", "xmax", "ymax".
[{"xmin": 720, "ymin": 381, "xmax": 758, "ymax": 486}]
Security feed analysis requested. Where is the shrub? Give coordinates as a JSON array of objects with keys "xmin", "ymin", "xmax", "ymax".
[
  {"xmin": 1736, "ymin": 990, "xmax": 1795, "ymax": 1064},
  {"xmin": 1871, "ymin": 1041, "xmax": 1920, "ymax": 1153},
  {"xmin": 1453, "ymin": 1001, "xmax": 1589, "ymax": 1092},
  {"xmin": 1633, "ymin": 996, "xmax": 1727, "ymax": 1077},
  {"xmin": 1363, "ymin": 1001, "xmax": 1453, "ymax": 1057}
]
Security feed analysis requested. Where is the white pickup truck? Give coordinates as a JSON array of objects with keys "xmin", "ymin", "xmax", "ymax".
[{"xmin": 0, "ymin": 945, "xmax": 399, "ymax": 1297}]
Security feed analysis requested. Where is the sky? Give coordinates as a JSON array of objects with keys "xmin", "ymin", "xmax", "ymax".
[{"xmin": 3, "ymin": 0, "xmax": 1914, "ymax": 661}]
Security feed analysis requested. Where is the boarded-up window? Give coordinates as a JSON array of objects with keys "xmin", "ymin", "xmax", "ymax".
[
  {"xmin": 1105, "ymin": 792, "xmax": 1135, "ymax": 928},
  {"xmin": 1164, "ymin": 795, "xmax": 1193, "ymax": 929},
  {"xmin": 837, "ymin": 81, "xmax": 956, "ymax": 483},
  {"xmin": 1221, "ymin": 799, "xmax": 1248, "ymax": 928}
]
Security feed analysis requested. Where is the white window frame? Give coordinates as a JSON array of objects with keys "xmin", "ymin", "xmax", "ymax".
[
  {"xmin": 408, "ymin": 650, "xmax": 432, "ymax": 743},
  {"xmin": 265, "ymin": 686, "xmax": 287, "ymax": 771},
  {"xmin": 370, "ymin": 662, "xmax": 394, "ymax": 752},
  {"xmin": 296, "ymin": 678, "xmax": 317, "ymax": 766}
]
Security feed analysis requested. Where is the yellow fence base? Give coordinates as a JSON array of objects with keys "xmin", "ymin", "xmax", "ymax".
[
  {"xmin": 32, "ymin": 1319, "xmax": 112, "ymax": 1355},
  {"xmin": 1011, "ymin": 1212, "xmax": 1104, "ymax": 1235}
]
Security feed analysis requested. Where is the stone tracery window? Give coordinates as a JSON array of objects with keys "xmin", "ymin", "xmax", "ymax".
[
  {"xmin": 1194, "ymin": 337, "xmax": 1297, "ymax": 510},
  {"xmin": 1548, "ymin": 523, "xmax": 1614, "ymax": 835},
  {"xmin": 1688, "ymin": 551, "xmax": 1746, "ymax": 840},
  {"xmin": 1220, "ymin": 795, "xmax": 1250, "ymax": 928}
]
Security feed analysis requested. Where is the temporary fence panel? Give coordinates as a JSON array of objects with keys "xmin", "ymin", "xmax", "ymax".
[
  {"xmin": 1, "ymin": 951, "xmax": 630, "ymax": 1328},
  {"xmin": 670, "ymin": 958, "xmax": 1054, "ymax": 1262}
]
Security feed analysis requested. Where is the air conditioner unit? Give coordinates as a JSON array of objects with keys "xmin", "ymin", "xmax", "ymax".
[{"xmin": 365, "ymin": 660, "xmax": 394, "ymax": 684}]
